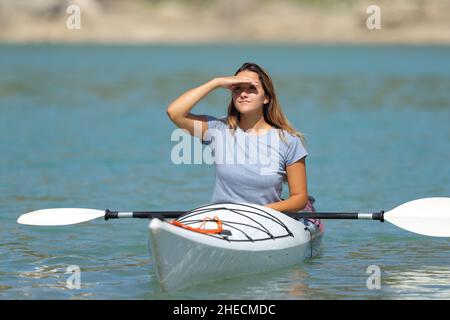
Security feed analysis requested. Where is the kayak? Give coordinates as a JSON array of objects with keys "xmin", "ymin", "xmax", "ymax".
[
  {"xmin": 148, "ymin": 202, "xmax": 324, "ymax": 291},
  {"xmin": 149, "ymin": 202, "xmax": 324, "ymax": 291}
]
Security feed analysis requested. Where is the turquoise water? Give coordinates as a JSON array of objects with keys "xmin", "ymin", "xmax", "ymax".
[{"xmin": 1, "ymin": 45, "xmax": 449, "ymax": 299}]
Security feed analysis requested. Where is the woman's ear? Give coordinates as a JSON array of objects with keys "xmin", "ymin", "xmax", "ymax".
[{"xmin": 264, "ymin": 97, "xmax": 269, "ymax": 104}]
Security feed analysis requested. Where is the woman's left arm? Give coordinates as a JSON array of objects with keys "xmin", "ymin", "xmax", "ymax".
[{"xmin": 265, "ymin": 158, "xmax": 308, "ymax": 213}]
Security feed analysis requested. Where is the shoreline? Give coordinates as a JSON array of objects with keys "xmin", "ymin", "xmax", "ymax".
[
  {"xmin": 2, "ymin": 41, "xmax": 450, "ymax": 46},
  {"xmin": 1, "ymin": 0, "xmax": 449, "ymax": 45}
]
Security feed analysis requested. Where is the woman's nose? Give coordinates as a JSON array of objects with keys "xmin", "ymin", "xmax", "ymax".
[{"xmin": 239, "ymin": 90, "xmax": 249, "ymax": 97}]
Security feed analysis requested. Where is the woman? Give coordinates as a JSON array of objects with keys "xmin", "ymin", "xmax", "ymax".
[{"xmin": 167, "ymin": 62, "xmax": 313, "ymax": 213}]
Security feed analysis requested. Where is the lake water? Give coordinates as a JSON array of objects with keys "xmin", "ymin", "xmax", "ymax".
[{"xmin": 1, "ymin": 44, "xmax": 449, "ymax": 299}]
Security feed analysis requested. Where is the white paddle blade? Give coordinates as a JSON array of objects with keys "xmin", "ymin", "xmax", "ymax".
[
  {"xmin": 385, "ymin": 197, "xmax": 450, "ymax": 237},
  {"xmin": 17, "ymin": 208, "xmax": 105, "ymax": 226}
]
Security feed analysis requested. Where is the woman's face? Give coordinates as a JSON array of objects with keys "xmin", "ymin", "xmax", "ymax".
[{"xmin": 232, "ymin": 70, "xmax": 269, "ymax": 115}]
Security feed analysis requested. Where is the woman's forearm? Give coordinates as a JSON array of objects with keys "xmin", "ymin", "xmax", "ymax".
[
  {"xmin": 166, "ymin": 78, "xmax": 219, "ymax": 121},
  {"xmin": 265, "ymin": 194, "xmax": 309, "ymax": 213}
]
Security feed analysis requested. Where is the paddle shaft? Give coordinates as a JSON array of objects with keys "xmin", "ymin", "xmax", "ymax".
[
  {"xmin": 105, "ymin": 209, "xmax": 184, "ymax": 220},
  {"xmin": 104, "ymin": 209, "xmax": 385, "ymax": 222},
  {"xmin": 291, "ymin": 211, "xmax": 384, "ymax": 221}
]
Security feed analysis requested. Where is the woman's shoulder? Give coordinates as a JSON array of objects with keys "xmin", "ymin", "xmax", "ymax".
[
  {"xmin": 276, "ymin": 129, "xmax": 308, "ymax": 163},
  {"xmin": 205, "ymin": 115, "xmax": 227, "ymax": 122},
  {"xmin": 277, "ymin": 129, "xmax": 303, "ymax": 145},
  {"xmin": 205, "ymin": 115, "xmax": 228, "ymax": 131}
]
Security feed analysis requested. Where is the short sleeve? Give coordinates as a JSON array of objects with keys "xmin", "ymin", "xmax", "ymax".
[
  {"xmin": 285, "ymin": 136, "xmax": 308, "ymax": 166},
  {"xmin": 202, "ymin": 115, "xmax": 227, "ymax": 145}
]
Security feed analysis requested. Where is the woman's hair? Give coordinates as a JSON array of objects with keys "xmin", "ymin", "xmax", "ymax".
[{"xmin": 226, "ymin": 62, "xmax": 305, "ymax": 144}]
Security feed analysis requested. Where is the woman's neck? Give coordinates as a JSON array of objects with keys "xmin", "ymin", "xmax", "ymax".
[{"xmin": 238, "ymin": 113, "xmax": 271, "ymax": 132}]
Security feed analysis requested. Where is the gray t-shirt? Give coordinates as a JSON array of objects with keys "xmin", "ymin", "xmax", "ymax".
[{"xmin": 202, "ymin": 116, "xmax": 308, "ymax": 206}]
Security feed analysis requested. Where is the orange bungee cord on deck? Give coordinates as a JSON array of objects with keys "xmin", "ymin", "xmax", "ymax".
[{"xmin": 170, "ymin": 216, "xmax": 223, "ymax": 234}]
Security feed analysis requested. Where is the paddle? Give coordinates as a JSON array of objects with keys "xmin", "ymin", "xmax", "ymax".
[{"xmin": 17, "ymin": 197, "xmax": 450, "ymax": 237}]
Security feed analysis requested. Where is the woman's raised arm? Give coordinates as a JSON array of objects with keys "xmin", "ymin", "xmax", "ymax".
[
  {"xmin": 166, "ymin": 76, "xmax": 258, "ymax": 138},
  {"xmin": 166, "ymin": 79, "xmax": 218, "ymax": 138}
]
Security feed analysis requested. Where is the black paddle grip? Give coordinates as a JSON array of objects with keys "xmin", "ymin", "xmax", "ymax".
[
  {"xmin": 372, "ymin": 211, "xmax": 385, "ymax": 222},
  {"xmin": 104, "ymin": 209, "xmax": 118, "ymax": 221}
]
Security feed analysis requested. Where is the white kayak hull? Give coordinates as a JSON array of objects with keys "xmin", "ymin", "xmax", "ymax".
[{"xmin": 148, "ymin": 203, "xmax": 323, "ymax": 291}]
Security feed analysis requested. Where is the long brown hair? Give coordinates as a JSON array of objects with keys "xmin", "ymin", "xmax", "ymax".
[{"xmin": 226, "ymin": 62, "xmax": 305, "ymax": 144}]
